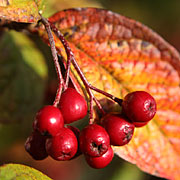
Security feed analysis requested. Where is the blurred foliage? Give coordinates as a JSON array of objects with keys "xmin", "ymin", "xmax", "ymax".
[
  {"xmin": 0, "ymin": 30, "xmax": 47, "ymax": 125},
  {"xmin": 43, "ymin": 0, "xmax": 102, "ymax": 18},
  {"xmin": 0, "ymin": 124, "xmax": 22, "ymax": 152},
  {"xmin": 0, "ymin": 0, "xmax": 178, "ymax": 180},
  {"xmin": 97, "ymin": 0, "xmax": 180, "ymax": 51}
]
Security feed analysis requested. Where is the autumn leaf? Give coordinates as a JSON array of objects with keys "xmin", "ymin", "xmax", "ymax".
[
  {"xmin": 0, "ymin": 0, "xmax": 46, "ymax": 23},
  {"xmin": 34, "ymin": 8, "xmax": 180, "ymax": 180},
  {"xmin": 0, "ymin": 0, "xmax": 101, "ymax": 23},
  {"xmin": 0, "ymin": 163, "xmax": 52, "ymax": 180}
]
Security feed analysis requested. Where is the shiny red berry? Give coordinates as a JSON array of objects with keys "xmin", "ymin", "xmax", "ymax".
[
  {"xmin": 59, "ymin": 88, "xmax": 88, "ymax": 124},
  {"xmin": 24, "ymin": 130, "xmax": 48, "ymax": 160},
  {"xmin": 46, "ymin": 127, "xmax": 78, "ymax": 161},
  {"xmin": 67, "ymin": 125, "xmax": 80, "ymax": 138},
  {"xmin": 85, "ymin": 146, "xmax": 114, "ymax": 169},
  {"xmin": 102, "ymin": 113, "xmax": 135, "ymax": 146},
  {"xmin": 79, "ymin": 124, "xmax": 110, "ymax": 157},
  {"xmin": 122, "ymin": 91, "xmax": 156, "ymax": 123},
  {"xmin": 33, "ymin": 105, "xmax": 64, "ymax": 136}
]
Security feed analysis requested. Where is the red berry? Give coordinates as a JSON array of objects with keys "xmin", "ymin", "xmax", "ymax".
[
  {"xmin": 24, "ymin": 131, "xmax": 48, "ymax": 160},
  {"xmin": 33, "ymin": 105, "xmax": 64, "ymax": 136},
  {"xmin": 59, "ymin": 88, "xmax": 88, "ymax": 124},
  {"xmin": 67, "ymin": 125, "xmax": 82, "ymax": 159},
  {"xmin": 102, "ymin": 113, "xmax": 135, "ymax": 146},
  {"xmin": 85, "ymin": 146, "xmax": 114, "ymax": 169},
  {"xmin": 133, "ymin": 121, "xmax": 148, "ymax": 127},
  {"xmin": 67, "ymin": 125, "xmax": 80, "ymax": 138},
  {"xmin": 46, "ymin": 127, "xmax": 78, "ymax": 161},
  {"xmin": 122, "ymin": 91, "xmax": 156, "ymax": 123},
  {"xmin": 79, "ymin": 124, "xmax": 110, "ymax": 157}
]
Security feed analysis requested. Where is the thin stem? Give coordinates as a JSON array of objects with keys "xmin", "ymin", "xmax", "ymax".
[
  {"xmin": 50, "ymin": 23, "xmax": 73, "ymax": 89},
  {"xmin": 89, "ymin": 84, "xmax": 116, "ymax": 100},
  {"xmin": 89, "ymin": 84, "xmax": 123, "ymax": 105},
  {"xmin": 50, "ymin": 24, "xmax": 123, "ymax": 106},
  {"xmin": 50, "ymin": 23, "xmax": 105, "ymax": 119},
  {"xmin": 71, "ymin": 56, "xmax": 106, "ymax": 117},
  {"xmin": 41, "ymin": 17, "xmax": 65, "ymax": 107}
]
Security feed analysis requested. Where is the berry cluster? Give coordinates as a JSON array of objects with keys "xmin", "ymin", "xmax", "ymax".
[
  {"xmin": 24, "ymin": 18, "xmax": 157, "ymax": 169},
  {"xmin": 25, "ymin": 89, "xmax": 156, "ymax": 168},
  {"xmin": 25, "ymin": 87, "xmax": 87, "ymax": 161}
]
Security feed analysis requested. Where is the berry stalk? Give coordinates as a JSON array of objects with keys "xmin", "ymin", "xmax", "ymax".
[
  {"xmin": 48, "ymin": 23, "xmax": 73, "ymax": 88},
  {"xmin": 41, "ymin": 17, "xmax": 66, "ymax": 107},
  {"xmin": 49, "ymin": 23, "xmax": 123, "ymax": 106},
  {"xmin": 88, "ymin": 84, "xmax": 123, "ymax": 105},
  {"xmin": 50, "ymin": 23, "xmax": 106, "ymax": 121}
]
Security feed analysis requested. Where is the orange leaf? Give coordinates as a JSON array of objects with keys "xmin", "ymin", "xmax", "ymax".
[
  {"xmin": 0, "ymin": 0, "xmax": 45, "ymax": 23},
  {"xmin": 37, "ymin": 8, "xmax": 180, "ymax": 179}
]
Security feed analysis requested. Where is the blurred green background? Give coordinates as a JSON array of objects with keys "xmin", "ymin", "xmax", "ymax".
[{"xmin": 1, "ymin": 0, "xmax": 179, "ymax": 179}]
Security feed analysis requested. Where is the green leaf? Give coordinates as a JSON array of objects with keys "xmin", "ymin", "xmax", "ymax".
[
  {"xmin": 35, "ymin": 0, "xmax": 46, "ymax": 13},
  {"xmin": 0, "ymin": 164, "xmax": 52, "ymax": 180},
  {"xmin": 0, "ymin": 30, "xmax": 47, "ymax": 124}
]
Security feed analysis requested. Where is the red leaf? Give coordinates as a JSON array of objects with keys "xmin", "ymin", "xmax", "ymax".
[{"xmin": 36, "ymin": 8, "xmax": 180, "ymax": 179}]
